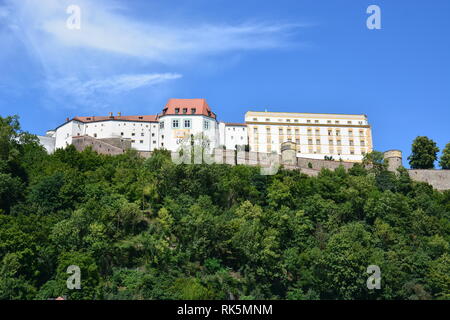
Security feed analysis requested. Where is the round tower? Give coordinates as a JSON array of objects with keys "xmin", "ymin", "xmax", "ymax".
[
  {"xmin": 383, "ymin": 150, "xmax": 403, "ymax": 172},
  {"xmin": 281, "ymin": 141, "xmax": 297, "ymax": 166}
]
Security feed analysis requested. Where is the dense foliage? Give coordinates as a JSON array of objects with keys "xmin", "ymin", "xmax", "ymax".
[
  {"xmin": 0, "ymin": 116, "xmax": 449, "ymax": 300},
  {"xmin": 408, "ymin": 136, "xmax": 440, "ymax": 169},
  {"xmin": 440, "ymin": 143, "xmax": 450, "ymax": 170}
]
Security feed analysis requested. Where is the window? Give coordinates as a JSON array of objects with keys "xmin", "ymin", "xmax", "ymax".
[
  {"xmin": 132, "ymin": 133, "xmax": 135, "ymax": 136},
  {"xmin": 131, "ymin": 140, "xmax": 135, "ymax": 143},
  {"xmin": 337, "ymin": 140, "xmax": 342, "ymax": 146},
  {"xmin": 266, "ymin": 118, "xmax": 270, "ymax": 122},
  {"xmin": 254, "ymin": 128, "xmax": 258, "ymax": 134},
  {"xmin": 191, "ymin": 108, "xmax": 196, "ymax": 114},
  {"xmin": 294, "ymin": 119, "xmax": 299, "ymax": 123},
  {"xmin": 349, "ymin": 130, "xmax": 353, "ymax": 136},
  {"xmin": 327, "ymin": 120, "xmax": 332, "ymax": 124},
  {"xmin": 286, "ymin": 119, "xmax": 291, "ymax": 122},
  {"xmin": 120, "ymin": 132, "xmax": 124, "ymax": 136},
  {"xmin": 279, "ymin": 129, "xmax": 283, "ymax": 135},
  {"xmin": 183, "ymin": 108, "xmax": 188, "ymax": 114},
  {"xmin": 139, "ymin": 116, "xmax": 143, "ymax": 120},
  {"xmin": 204, "ymin": 120, "xmax": 209, "ymax": 130},
  {"xmin": 328, "ymin": 130, "xmax": 332, "ymax": 136},
  {"xmin": 172, "ymin": 119, "xmax": 179, "ymax": 128},
  {"xmin": 360, "ymin": 130, "xmax": 364, "ymax": 136},
  {"xmin": 350, "ymin": 150, "xmax": 355, "ymax": 155},
  {"xmin": 141, "ymin": 133, "xmax": 144, "ymax": 137},
  {"xmin": 349, "ymin": 140, "xmax": 354, "ymax": 146},
  {"xmin": 360, "ymin": 140, "xmax": 366, "ymax": 146},
  {"xmin": 253, "ymin": 118, "xmax": 257, "ymax": 121},
  {"xmin": 153, "ymin": 141, "xmax": 156, "ymax": 144},
  {"xmin": 140, "ymin": 140, "xmax": 144, "ymax": 144},
  {"xmin": 287, "ymin": 129, "xmax": 292, "ymax": 135},
  {"xmin": 308, "ymin": 139, "xmax": 313, "ymax": 145},
  {"xmin": 307, "ymin": 129, "xmax": 312, "ymax": 135},
  {"xmin": 307, "ymin": 120, "xmax": 311, "ymax": 123},
  {"xmin": 359, "ymin": 121, "xmax": 363, "ymax": 125},
  {"xmin": 347, "ymin": 121, "xmax": 352, "ymax": 124},
  {"xmin": 315, "ymin": 129, "xmax": 320, "ymax": 135},
  {"xmin": 295, "ymin": 129, "xmax": 299, "ymax": 134},
  {"xmin": 94, "ymin": 133, "xmax": 97, "ymax": 137},
  {"xmin": 329, "ymin": 140, "xmax": 333, "ymax": 145},
  {"xmin": 335, "ymin": 120, "xmax": 340, "ymax": 124},
  {"xmin": 152, "ymin": 133, "xmax": 155, "ymax": 137},
  {"xmin": 296, "ymin": 139, "xmax": 300, "ymax": 144},
  {"xmin": 316, "ymin": 139, "xmax": 320, "ymax": 145},
  {"xmin": 160, "ymin": 121, "xmax": 164, "ymax": 129},
  {"xmin": 315, "ymin": 120, "xmax": 319, "ymax": 124},
  {"xmin": 183, "ymin": 119, "xmax": 191, "ymax": 128},
  {"xmin": 336, "ymin": 130, "xmax": 340, "ymax": 136}
]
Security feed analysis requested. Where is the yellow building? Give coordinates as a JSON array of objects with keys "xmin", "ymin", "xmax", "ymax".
[{"xmin": 245, "ymin": 111, "xmax": 373, "ymax": 162}]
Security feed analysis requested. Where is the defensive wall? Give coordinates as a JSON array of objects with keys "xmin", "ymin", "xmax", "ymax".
[{"xmin": 71, "ymin": 137, "xmax": 450, "ymax": 191}]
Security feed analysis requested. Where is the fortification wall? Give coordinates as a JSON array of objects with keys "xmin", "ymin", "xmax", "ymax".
[
  {"xmin": 407, "ymin": 170, "xmax": 450, "ymax": 191},
  {"xmin": 72, "ymin": 136, "xmax": 125, "ymax": 156}
]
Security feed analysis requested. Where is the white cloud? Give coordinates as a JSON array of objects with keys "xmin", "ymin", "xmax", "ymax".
[{"xmin": 0, "ymin": 0, "xmax": 305, "ymax": 110}]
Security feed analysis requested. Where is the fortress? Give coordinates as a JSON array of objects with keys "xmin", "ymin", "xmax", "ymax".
[{"xmin": 38, "ymin": 98, "xmax": 450, "ymax": 191}]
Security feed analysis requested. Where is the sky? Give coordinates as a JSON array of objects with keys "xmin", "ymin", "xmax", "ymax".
[{"xmin": 0, "ymin": 0, "xmax": 449, "ymax": 166}]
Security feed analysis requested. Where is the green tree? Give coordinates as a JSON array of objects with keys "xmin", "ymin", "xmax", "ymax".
[
  {"xmin": 439, "ymin": 142, "xmax": 450, "ymax": 169},
  {"xmin": 408, "ymin": 136, "xmax": 439, "ymax": 169}
]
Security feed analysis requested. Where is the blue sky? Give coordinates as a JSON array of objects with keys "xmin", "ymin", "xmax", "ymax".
[{"xmin": 0, "ymin": 0, "xmax": 449, "ymax": 166}]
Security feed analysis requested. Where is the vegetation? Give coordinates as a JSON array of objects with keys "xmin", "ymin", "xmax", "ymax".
[
  {"xmin": 408, "ymin": 136, "xmax": 440, "ymax": 169},
  {"xmin": 440, "ymin": 143, "xmax": 450, "ymax": 170},
  {"xmin": 1, "ymin": 116, "xmax": 449, "ymax": 300}
]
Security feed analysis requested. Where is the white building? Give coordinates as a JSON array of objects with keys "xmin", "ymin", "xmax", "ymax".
[{"xmin": 44, "ymin": 98, "xmax": 372, "ymax": 162}]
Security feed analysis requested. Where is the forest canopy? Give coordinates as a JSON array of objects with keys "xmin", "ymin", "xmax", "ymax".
[{"xmin": 0, "ymin": 115, "xmax": 449, "ymax": 300}]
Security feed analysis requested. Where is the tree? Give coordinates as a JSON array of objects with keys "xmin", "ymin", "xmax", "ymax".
[
  {"xmin": 439, "ymin": 142, "xmax": 450, "ymax": 169},
  {"xmin": 408, "ymin": 136, "xmax": 439, "ymax": 169}
]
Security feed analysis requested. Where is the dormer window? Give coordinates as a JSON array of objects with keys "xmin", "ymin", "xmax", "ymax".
[
  {"xmin": 183, "ymin": 108, "xmax": 188, "ymax": 114},
  {"xmin": 191, "ymin": 108, "xmax": 196, "ymax": 114},
  {"xmin": 138, "ymin": 116, "xmax": 143, "ymax": 120},
  {"xmin": 175, "ymin": 108, "xmax": 180, "ymax": 114}
]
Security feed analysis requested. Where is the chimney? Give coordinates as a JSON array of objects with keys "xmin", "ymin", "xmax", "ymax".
[
  {"xmin": 118, "ymin": 112, "xmax": 121, "ymax": 116},
  {"xmin": 109, "ymin": 112, "xmax": 113, "ymax": 118}
]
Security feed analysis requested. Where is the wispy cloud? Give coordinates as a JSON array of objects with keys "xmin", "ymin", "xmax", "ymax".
[{"xmin": 0, "ymin": 0, "xmax": 305, "ymax": 111}]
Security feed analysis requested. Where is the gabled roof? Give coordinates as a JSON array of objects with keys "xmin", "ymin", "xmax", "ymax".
[{"xmin": 159, "ymin": 98, "xmax": 216, "ymax": 119}]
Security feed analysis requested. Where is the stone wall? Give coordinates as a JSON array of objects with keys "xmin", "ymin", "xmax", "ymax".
[
  {"xmin": 407, "ymin": 170, "xmax": 450, "ymax": 191},
  {"xmin": 72, "ymin": 136, "xmax": 125, "ymax": 156},
  {"xmin": 73, "ymin": 139, "xmax": 450, "ymax": 191}
]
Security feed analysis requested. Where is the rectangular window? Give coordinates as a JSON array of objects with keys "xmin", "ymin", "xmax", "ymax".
[
  {"xmin": 316, "ymin": 139, "xmax": 320, "ymax": 145},
  {"xmin": 307, "ymin": 120, "xmax": 311, "ymax": 123},
  {"xmin": 172, "ymin": 119, "xmax": 179, "ymax": 128},
  {"xmin": 204, "ymin": 120, "xmax": 209, "ymax": 130},
  {"xmin": 337, "ymin": 140, "xmax": 342, "ymax": 146},
  {"xmin": 183, "ymin": 108, "xmax": 188, "ymax": 114},
  {"xmin": 160, "ymin": 121, "xmax": 164, "ymax": 129},
  {"xmin": 140, "ymin": 140, "xmax": 143, "ymax": 144},
  {"xmin": 329, "ymin": 140, "xmax": 333, "ymax": 145},
  {"xmin": 308, "ymin": 139, "xmax": 313, "ymax": 145},
  {"xmin": 184, "ymin": 119, "xmax": 191, "ymax": 128},
  {"xmin": 175, "ymin": 108, "xmax": 180, "ymax": 114},
  {"xmin": 191, "ymin": 108, "xmax": 196, "ymax": 114},
  {"xmin": 315, "ymin": 120, "xmax": 319, "ymax": 124},
  {"xmin": 360, "ymin": 140, "xmax": 366, "ymax": 146}
]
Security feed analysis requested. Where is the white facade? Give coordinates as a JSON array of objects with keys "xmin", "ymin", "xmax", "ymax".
[
  {"xmin": 158, "ymin": 115, "xmax": 219, "ymax": 152},
  {"xmin": 52, "ymin": 119, "xmax": 160, "ymax": 152}
]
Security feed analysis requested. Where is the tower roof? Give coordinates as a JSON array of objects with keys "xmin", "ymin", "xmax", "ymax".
[{"xmin": 160, "ymin": 98, "xmax": 216, "ymax": 119}]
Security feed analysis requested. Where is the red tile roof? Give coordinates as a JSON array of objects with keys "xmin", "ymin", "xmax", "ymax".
[
  {"xmin": 73, "ymin": 115, "xmax": 158, "ymax": 123},
  {"xmin": 159, "ymin": 98, "xmax": 216, "ymax": 119}
]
